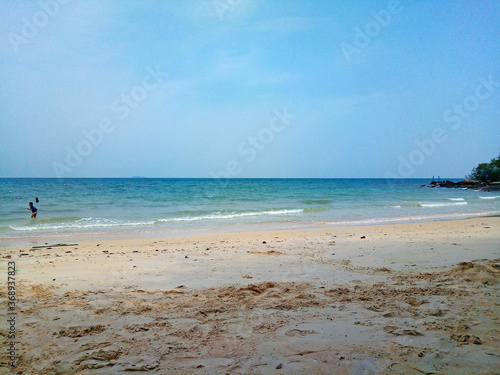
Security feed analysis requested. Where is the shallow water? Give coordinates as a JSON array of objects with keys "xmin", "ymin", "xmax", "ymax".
[{"xmin": 1, "ymin": 178, "xmax": 498, "ymax": 244}]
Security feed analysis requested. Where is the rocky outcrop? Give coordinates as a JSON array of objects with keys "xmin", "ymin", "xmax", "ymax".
[{"xmin": 428, "ymin": 179, "xmax": 500, "ymax": 191}]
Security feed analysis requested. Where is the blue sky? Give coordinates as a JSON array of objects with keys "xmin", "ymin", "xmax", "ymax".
[{"xmin": 0, "ymin": 0, "xmax": 499, "ymax": 178}]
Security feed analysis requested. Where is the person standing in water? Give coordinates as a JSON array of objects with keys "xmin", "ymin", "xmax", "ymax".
[{"xmin": 28, "ymin": 202, "xmax": 37, "ymax": 218}]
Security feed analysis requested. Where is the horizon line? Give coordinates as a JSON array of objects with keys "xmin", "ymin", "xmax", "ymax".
[{"xmin": 0, "ymin": 176, "xmax": 465, "ymax": 180}]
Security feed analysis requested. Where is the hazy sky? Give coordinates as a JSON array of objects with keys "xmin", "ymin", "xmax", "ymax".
[{"xmin": 1, "ymin": 0, "xmax": 499, "ymax": 178}]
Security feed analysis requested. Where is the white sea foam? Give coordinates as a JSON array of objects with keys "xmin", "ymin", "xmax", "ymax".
[
  {"xmin": 478, "ymin": 196, "xmax": 500, "ymax": 200},
  {"xmin": 9, "ymin": 218, "xmax": 155, "ymax": 231},
  {"xmin": 447, "ymin": 198, "xmax": 465, "ymax": 201},
  {"xmin": 323, "ymin": 211, "xmax": 500, "ymax": 226},
  {"xmin": 419, "ymin": 202, "xmax": 468, "ymax": 208},
  {"xmin": 158, "ymin": 209, "xmax": 303, "ymax": 222},
  {"xmin": 9, "ymin": 209, "xmax": 304, "ymax": 232}
]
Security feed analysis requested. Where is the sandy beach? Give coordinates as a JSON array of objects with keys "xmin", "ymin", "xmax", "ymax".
[{"xmin": 1, "ymin": 217, "xmax": 499, "ymax": 374}]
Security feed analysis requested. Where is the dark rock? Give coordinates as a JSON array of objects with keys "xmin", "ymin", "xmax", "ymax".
[{"xmin": 428, "ymin": 179, "xmax": 500, "ymax": 191}]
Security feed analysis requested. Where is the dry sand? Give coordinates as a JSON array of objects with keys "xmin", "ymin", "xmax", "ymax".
[{"xmin": 1, "ymin": 217, "xmax": 499, "ymax": 374}]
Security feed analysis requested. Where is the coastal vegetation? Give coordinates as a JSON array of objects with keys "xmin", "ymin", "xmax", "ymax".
[
  {"xmin": 428, "ymin": 154, "xmax": 500, "ymax": 190},
  {"xmin": 467, "ymin": 155, "xmax": 500, "ymax": 182}
]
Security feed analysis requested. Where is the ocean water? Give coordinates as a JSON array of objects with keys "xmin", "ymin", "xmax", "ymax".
[{"xmin": 1, "ymin": 178, "xmax": 499, "ymax": 245}]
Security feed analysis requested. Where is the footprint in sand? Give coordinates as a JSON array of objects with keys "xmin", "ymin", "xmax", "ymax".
[
  {"xmin": 57, "ymin": 325, "xmax": 106, "ymax": 338},
  {"xmin": 285, "ymin": 329, "xmax": 318, "ymax": 337}
]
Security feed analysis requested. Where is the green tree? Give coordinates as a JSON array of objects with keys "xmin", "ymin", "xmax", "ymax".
[{"xmin": 468, "ymin": 155, "xmax": 500, "ymax": 182}]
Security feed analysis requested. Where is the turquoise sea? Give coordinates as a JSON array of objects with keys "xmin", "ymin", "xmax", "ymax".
[{"xmin": 1, "ymin": 178, "xmax": 499, "ymax": 246}]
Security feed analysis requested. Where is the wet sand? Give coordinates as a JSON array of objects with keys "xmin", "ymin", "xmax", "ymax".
[{"xmin": 1, "ymin": 217, "xmax": 499, "ymax": 374}]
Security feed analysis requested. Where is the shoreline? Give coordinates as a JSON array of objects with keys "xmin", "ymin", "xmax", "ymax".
[
  {"xmin": 2, "ymin": 210, "xmax": 500, "ymax": 248},
  {"xmin": 1, "ymin": 217, "xmax": 499, "ymax": 373},
  {"xmin": 2, "ymin": 178, "xmax": 500, "ymax": 250}
]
